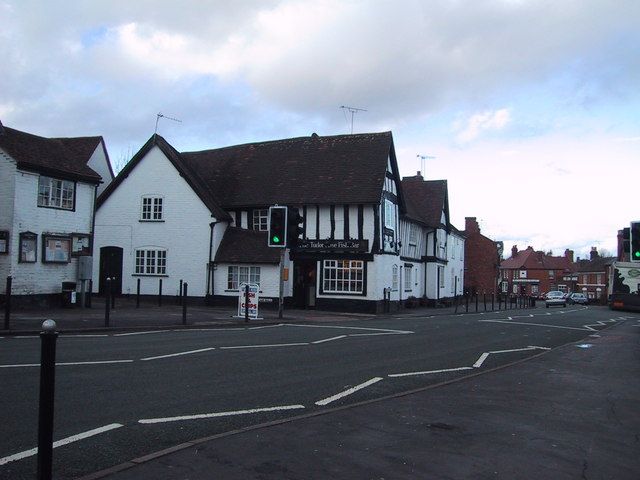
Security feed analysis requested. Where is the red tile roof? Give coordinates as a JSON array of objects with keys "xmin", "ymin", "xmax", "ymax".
[{"xmin": 500, "ymin": 247, "xmax": 572, "ymax": 271}]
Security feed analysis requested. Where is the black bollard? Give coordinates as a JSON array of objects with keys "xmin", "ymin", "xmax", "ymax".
[
  {"xmin": 491, "ymin": 293, "xmax": 495, "ymax": 311},
  {"xmin": 105, "ymin": 278, "xmax": 111, "ymax": 328},
  {"xmin": 110, "ymin": 277, "xmax": 116, "ymax": 309},
  {"xmin": 158, "ymin": 278, "xmax": 163, "ymax": 307},
  {"xmin": 136, "ymin": 278, "xmax": 140, "ymax": 308},
  {"xmin": 182, "ymin": 282, "xmax": 188, "ymax": 325},
  {"xmin": 483, "ymin": 293, "xmax": 487, "ymax": 311},
  {"xmin": 244, "ymin": 284, "xmax": 250, "ymax": 323},
  {"xmin": 465, "ymin": 294, "xmax": 469, "ymax": 313},
  {"xmin": 178, "ymin": 280, "xmax": 183, "ymax": 306},
  {"xmin": 37, "ymin": 320, "xmax": 58, "ymax": 480},
  {"xmin": 4, "ymin": 275, "xmax": 11, "ymax": 330},
  {"xmin": 475, "ymin": 294, "xmax": 479, "ymax": 312}
]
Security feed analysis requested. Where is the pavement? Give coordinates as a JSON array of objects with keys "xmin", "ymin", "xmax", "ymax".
[
  {"xmin": 0, "ymin": 295, "xmax": 518, "ymax": 334},
  {"xmin": 4, "ymin": 299, "xmax": 638, "ymax": 479}
]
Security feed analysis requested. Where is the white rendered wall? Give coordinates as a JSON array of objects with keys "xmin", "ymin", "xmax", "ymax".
[
  {"xmin": 93, "ymin": 145, "xmax": 215, "ymax": 297},
  {"xmin": 0, "ymin": 153, "xmax": 16, "ymax": 287},
  {"xmin": 86, "ymin": 144, "xmax": 113, "ymax": 196}
]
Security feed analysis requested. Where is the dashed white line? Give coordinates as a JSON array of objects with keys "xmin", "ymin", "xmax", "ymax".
[
  {"xmin": 113, "ymin": 330, "xmax": 170, "ymax": 337},
  {"xmin": 0, "ymin": 423, "xmax": 123, "ymax": 466},
  {"xmin": 312, "ymin": 335, "xmax": 347, "ymax": 344},
  {"xmin": 0, "ymin": 360, "xmax": 133, "ymax": 368},
  {"xmin": 220, "ymin": 342, "xmax": 309, "ymax": 350},
  {"xmin": 315, "ymin": 377, "xmax": 383, "ymax": 406},
  {"xmin": 141, "ymin": 348, "xmax": 215, "ymax": 361},
  {"xmin": 479, "ymin": 319, "xmax": 590, "ymax": 331},
  {"xmin": 388, "ymin": 366, "xmax": 473, "ymax": 378},
  {"xmin": 138, "ymin": 405, "xmax": 305, "ymax": 424}
]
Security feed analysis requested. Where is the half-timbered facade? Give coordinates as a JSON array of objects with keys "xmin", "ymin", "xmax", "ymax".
[
  {"xmin": 95, "ymin": 131, "xmax": 411, "ymax": 313},
  {"xmin": 399, "ymin": 174, "xmax": 464, "ymax": 305}
]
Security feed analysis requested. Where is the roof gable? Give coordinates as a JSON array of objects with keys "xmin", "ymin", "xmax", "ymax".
[
  {"xmin": 97, "ymin": 134, "xmax": 229, "ymax": 221},
  {"xmin": 401, "ymin": 177, "xmax": 449, "ymax": 228},
  {"xmin": 0, "ymin": 125, "xmax": 103, "ymax": 183}
]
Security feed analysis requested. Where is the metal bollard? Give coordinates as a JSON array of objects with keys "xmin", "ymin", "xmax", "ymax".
[
  {"xmin": 104, "ymin": 278, "xmax": 111, "ymax": 328},
  {"xmin": 158, "ymin": 278, "xmax": 163, "ymax": 307},
  {"xmin": 182, "ymin": 283, "xmax": 188, "ymax": 325},
  {"xmin": 245, "ymin": 284, "xmax": 250, "ymax": 323},
  {"xmin": 136, "ymin": 278, "xmax": 140, "ymax": 308},
  {"xmin": 4, "ymin": 275, "xmax": 11, "ymax": 330},
  {"xmin": 37, "ymin": 320, "xmax": 58, "ymax": 480}
]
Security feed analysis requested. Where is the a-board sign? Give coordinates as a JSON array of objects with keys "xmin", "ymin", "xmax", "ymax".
[{"xmin": 237, "ymin": 283, "xmax": 260, "ymax": 319}]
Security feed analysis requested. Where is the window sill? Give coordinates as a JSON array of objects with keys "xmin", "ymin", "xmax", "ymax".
[
  {"xmin": 132, "ymin": 274, "xmax": 169, "ymax": 277},
  {"xmin": 138, "ymin": 220, "xmax": 165, "ymax": 223}
]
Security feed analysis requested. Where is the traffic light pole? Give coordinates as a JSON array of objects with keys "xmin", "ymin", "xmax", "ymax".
[{"xmin": 278, "ymin": 248, "xmax": 285, "ymax": 319}]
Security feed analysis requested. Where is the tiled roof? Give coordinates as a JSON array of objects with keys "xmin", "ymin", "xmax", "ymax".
[
  {"xmin": 0, "ymin": 126, "xmax": 103, "ymax": 182},
  {"xmin": 501, "ymin": 247, "xmax": 572, "ymax": 271},
  {"xmin": 574, "ymin": 256, "xmax": 615, "ymax": 273},
  {"xmin": 214, "ymin": 227, "xmax": 281, "ymax": 264},
  {"xmin": 401, "ymin": 177, "xmax": 448, "ymax": 228},
  {"xmin": 181, "ymin": 132, "xmax": 394, "ymax": 208}
]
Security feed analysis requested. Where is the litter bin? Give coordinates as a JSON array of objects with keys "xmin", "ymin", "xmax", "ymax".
[{"xmin": 61, "ymin": 281, "xmax": 77, "ymax": 308}]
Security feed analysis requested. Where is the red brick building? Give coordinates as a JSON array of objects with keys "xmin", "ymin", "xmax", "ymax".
[
  {"xmin": 574, "ymin": 247, "xmax": 615, "ymax": 302},
  {"xmin": 500, "ymin": 246, "xmax": 574, "ymax": 296},
  {"xmin": 463, "ymin": 217, "xmax": 500, "ymax": 295}
]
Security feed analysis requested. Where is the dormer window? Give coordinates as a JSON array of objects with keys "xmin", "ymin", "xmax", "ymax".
[
  {"xmin": 38, "ymin": 176, "xmax": 75, "ymax": 210},
  {"xmin": 141, "ymin": 196, "xmax": 163, "ymax": 221}
]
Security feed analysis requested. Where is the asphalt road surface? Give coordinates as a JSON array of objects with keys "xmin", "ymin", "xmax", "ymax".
[{"xmin": 0, "ymin": 305, "xmax": 623, "ymax": 479}]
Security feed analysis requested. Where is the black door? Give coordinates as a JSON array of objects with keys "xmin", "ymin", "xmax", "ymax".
[
  {"xmin": 293, "ymin": 260, "xmax": 317, "ymax": 308},
  {"xmin": 99, "ymin": 246, "xmax": 123, "ymax": 295}
]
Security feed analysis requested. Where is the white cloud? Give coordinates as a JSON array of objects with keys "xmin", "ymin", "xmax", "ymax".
[{"xmin": 455, "ymin": 109, "xmax": 511, "ymax": 143}]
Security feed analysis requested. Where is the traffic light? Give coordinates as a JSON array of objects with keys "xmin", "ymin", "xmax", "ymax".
[
  {"xmin": 287, "ymin": 207, "xmax": 304, "ymax": 249},
  {"xmin": 268, "ymin": 206, "xmax": 287, "ymax": 247},
  {"xmin": 631, "ymin": 221, "xmax": 640, "ymax": 261}
]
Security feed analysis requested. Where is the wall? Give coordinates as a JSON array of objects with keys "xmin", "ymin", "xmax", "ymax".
[
  {"xmin": 463, "ymin": 218, "xmax": 499, "ymax": 294},
  {"xmin": 93, "ymin": 145, "xmax": 215, "ymax": 297},
  {"xmin": 9, "ymin": 169, "xmax": 95, "ymax": 295},
  {"xmin": 87, "ymin": 143, "xmax": 113, "ymax": 196},
  {"xmin": 0, "ymin": 153, "xmax": 16, "ymax": 289}
]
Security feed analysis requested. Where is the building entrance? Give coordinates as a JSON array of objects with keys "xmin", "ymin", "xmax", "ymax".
[{"xmin": 293, "ymin": 260, "xmax": 317, "ymax": 308}]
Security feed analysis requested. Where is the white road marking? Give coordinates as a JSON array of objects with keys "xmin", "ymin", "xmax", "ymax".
[
  {"xmin": 247, "ymin": 324, "xmax": 285, "ymax": 330},
  {"xmin": 479, "ymin": 319, "xmax": 590, "ymax": 331},
  {"xmin": 473, "ymin": 346, "xmax": 549, "ymax": 368},
  {"xmin": 113, "ymin": 330, "xmax": 170, "ymax": 336},
  {"xmin": 348, "ymin": 332, "xmax": 408, "ymax": 337},
  {"xmin": 0, "ymin": 360, "xmax": 133, "ymax": 368},
  {"xmin": 141, "ymin": 348, "xmax": 215, "ymax": 361},
  {"xmin": 583, "ymin": 319, "xmax": 617, "ymax": 331},
  {"xmin": 138, "ymin": 405, "xmax": 305, "ymax": 424},
  {"xmin": 312, "ymin": 335, "xmax": 347, "ymax": 344},
  {"xmin": 285, "ymin": 323, "xmax": 413, "ymax": 334},
  {"xmin": 220, "ymin": 342, "xmax": 309, "ymax": 350},
  {"xmin": 388, "ymin": 366, "xmax": 473, "ymax": 378},
  {"xmin": 0, "ymin": 423, "xmax": 123, "ymax": 466},
  {"xmin": 315, "ymin": 377, "xmax": 383, "ymax": 406},
  {"xmin": 63, "ymin": 334, "xmax": 109, "ymax": 338}
]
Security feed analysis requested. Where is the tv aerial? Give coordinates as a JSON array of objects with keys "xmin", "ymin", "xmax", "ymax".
[
  {"xmin": 416, "ymin": 154, "xmax": 436, "ymax": 175},
  {"xmin": 155, "ymin": 112, "xmax": 182, "ymax": 134},
  {"xmin": 340, "ymin": 105, "xmax": 367, "ymax": 134}
]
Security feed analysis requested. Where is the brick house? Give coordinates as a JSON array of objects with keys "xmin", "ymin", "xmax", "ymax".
[
  {"xmin": 573, "ymin": 247, "xmax": 615, "ymax": 302},
  {"xmin": 462, "ymin": 217, "xmax": 500, "ymax": 296},
  {"xmin": 499, "ymin": 246, "xmax": 574, "ymax": 296},
  {"xmin": 0, "ymin": 123, "xmax": 113, "ymax": 305}
]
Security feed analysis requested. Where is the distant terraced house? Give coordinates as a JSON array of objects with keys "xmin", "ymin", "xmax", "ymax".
[
  {"xmin": 0, "ymin": 122, "xmax": 113, "ymax": 306},
  {"xmin": 94, "ymin": 131, "xmax": 464, "ymax": 313}
]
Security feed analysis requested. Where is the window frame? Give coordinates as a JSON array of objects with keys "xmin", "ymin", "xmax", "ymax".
[
  {"xmin": 392, "ymin": 265, "xmax": 398, "ymax": 291},
  {"xmin": 0, "ymin": 230, "xmax": 8, "ymax": 254},
  {"xmin": 42, "ymin": 234, "xmax": 71, "ymax": 264},
  {"xmin": 37, "ymin": 176, "xmax": 76, "ymax": 211},
  {"xmin": 320, "ymin": 259, "xmax": 366, "ymax": 295},
  {"xmin": 404, "ymin": 264, "xmax": 413, "ymax": 292},
  {"xmin": 134, "ymin": 248, "xmax": 167, "ymax": 276},
  {"xmin": 438, "ymin": 265, "xmax": 445, "ymax": 288},
  {"xmin": 227, "ymin": 265, "xmax": 261, "ymax": 291},
  {"xmin": 140, "ymin": 195, "xmax": 164, "ymax": 222},
  {"xmin": 252, "ymin": 209, "xmax": 269, "ymax": 231},
  {"xmin": 19, "ymin": 232, "xmax": 37, "ymax": 263}
]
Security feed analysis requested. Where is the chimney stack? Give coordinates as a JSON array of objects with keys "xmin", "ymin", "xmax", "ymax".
[
  {"xmin": 512, "ymin": 245, "xmax": 518, "ymax": 257},
  {"xmin": 465, "ymin": 217, "xmax": 480, "ymax": 233},
  {"xmin": 590, "ymin": 247, "xmax": 599, "ymax": 260},
  {"xmin": 564, "ymin": 249, "xmax": 574, "ymax": 263}
]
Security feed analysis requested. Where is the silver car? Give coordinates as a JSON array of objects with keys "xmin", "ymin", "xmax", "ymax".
[
  {"xmin": 545, "ymin": 291, "xmax": 566, "ymax": 308},
  {"xmin": 567, "ymin": 292, "xmax": 589, "ymax": 305}
]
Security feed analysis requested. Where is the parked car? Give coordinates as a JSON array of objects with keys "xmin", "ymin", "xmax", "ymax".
[
  {"xmin": 545, "ymin": 291, "xmax": 566, "ymax": 308},
  {"xmin": 567, "ymin": 292, "xmax": 589, "ymax": 305}
]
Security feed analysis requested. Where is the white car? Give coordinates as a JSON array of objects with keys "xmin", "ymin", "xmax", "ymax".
[{"xmin": 545, "ymin": 291, "xmax": 566, "ymax": 308}]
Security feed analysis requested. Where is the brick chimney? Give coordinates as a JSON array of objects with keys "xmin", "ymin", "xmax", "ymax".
[
  {"xmin": 402, "ymin": 171, "xmax": 424, "ymax": 182},
  {"xmin": 512, "ymin": 245, "xmax": 518, "ymax": 257},
  {"xmin": 590, "ymin": 247, "xmax": 599, "ymax": 260},
  {"xmin": 465, "ymin": 217, "xmax": 480, "ymax": 233},
  {"xmin": 564, "ymin": 249, "xmax": 574, "ymax": 263}
]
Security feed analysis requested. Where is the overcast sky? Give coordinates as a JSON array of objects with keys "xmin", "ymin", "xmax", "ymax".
[{"xmin": 2, "ymin": 0, "xmax": 638, "ymax": 259}]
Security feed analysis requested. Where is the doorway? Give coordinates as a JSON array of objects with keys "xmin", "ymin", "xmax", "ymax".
[
  {"xmin": 293, "ymin": 260, "xmax": 317, "ymax": 308},
  {"xmin": 99, "ymin": 246, "xmax": 123, "ymax": 295}
]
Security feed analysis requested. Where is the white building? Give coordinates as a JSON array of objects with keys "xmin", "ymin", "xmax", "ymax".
[
  {"xmin": 0, "ymin": 122, "xmax": 113, "ymax": 305},
  {"xmin": 94, "ymin": 132, "xmax": 464, "ymax": 313}
]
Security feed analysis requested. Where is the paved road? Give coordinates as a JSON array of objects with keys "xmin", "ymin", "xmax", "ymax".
[{"xmin": 0, "ymin": 306, "xmax": 625, "ymax": 479}]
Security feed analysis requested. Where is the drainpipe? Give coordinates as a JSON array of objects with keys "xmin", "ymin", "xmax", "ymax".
[{"xmin": 206, "ymin": 221, "xmax": 218, "ymax": 298}]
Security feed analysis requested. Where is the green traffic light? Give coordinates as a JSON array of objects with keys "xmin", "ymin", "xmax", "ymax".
[
  {"xmin": 272, "ymin": 235, "xmax": 281, "ymax": 244},
  {"xmin": 635, "ymin": 251, "xmax": 640, "ymax": 258}
]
